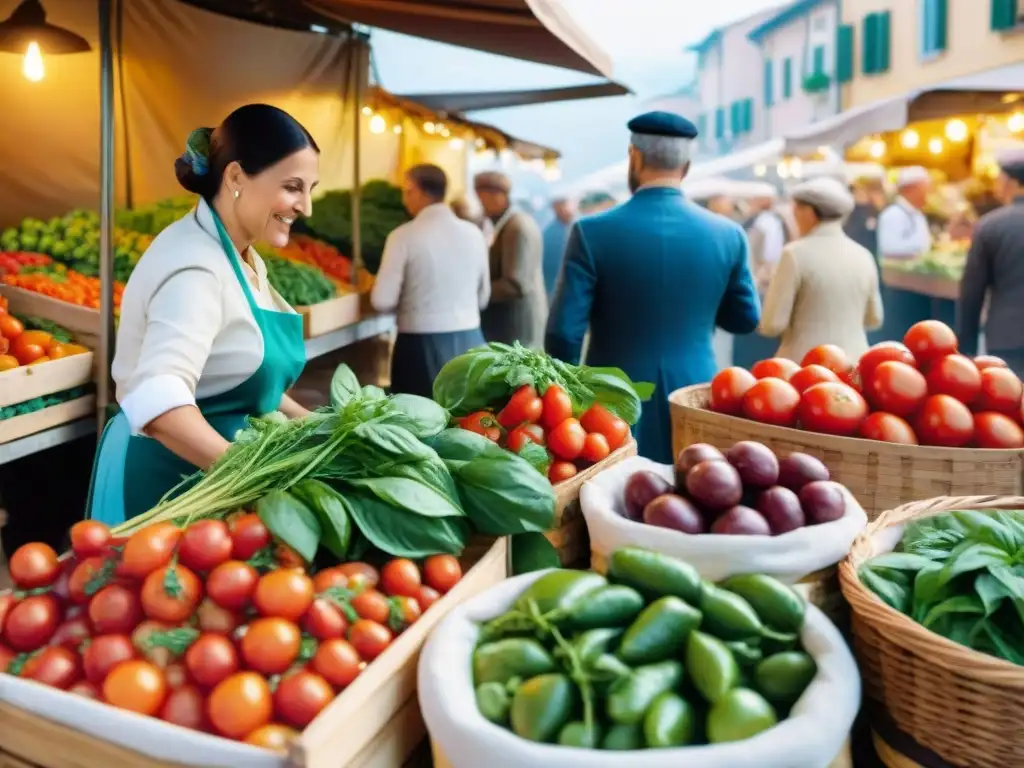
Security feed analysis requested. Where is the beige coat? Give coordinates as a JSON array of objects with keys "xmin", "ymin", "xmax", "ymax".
[{"xmin": 759, "ymin": 220, "xmax": 884, "ymax": 363}]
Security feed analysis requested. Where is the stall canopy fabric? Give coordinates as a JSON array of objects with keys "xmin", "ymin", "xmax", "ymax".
[
  {"xmin": 784, "ymin": 62, "xmax": 1024, "ymax": 155},
  {"xmin": 685, "ymin": 139, "xmax": 784, "ymax": 183},
  {"xmin": 395, "ymin": 82, "xmax": 629, "ymax": 113}
]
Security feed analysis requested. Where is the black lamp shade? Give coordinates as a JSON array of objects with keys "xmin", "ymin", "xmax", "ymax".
[{"xmin": 0, "ymin": 0, "xmax": 90, "ymax": 55}]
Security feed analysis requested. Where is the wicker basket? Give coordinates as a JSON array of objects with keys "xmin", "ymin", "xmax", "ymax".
[
  {"xmin": 839, "ymin": 495, "xmax": 1024, "ymax": 768},
  {"xmin": 669, "ymin": 384, "xmax": 1024, "ymax": 521}
]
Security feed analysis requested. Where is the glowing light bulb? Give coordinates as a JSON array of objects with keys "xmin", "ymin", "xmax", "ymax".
[
  {"xmin": 361, "ymin": 105, "xmax": 372, "ymax": 116},
  {"xmin": 928, "ymin": 137, "xmax": 944, "ymax": 155},
  {"xmin": 869, "ymin": 140, "xmax": 886, "ymax": 159},
  {"xmin": 448, "ymin": 137, "xmax": 464, "ymax": 150},
  {"xmin": 475, "ymin": 137, "xmax": 486, "ymax": 148},
  {"xmin": 23, "ymin": 42, "xmax": 44, "ymax": 82},
  {"xmin": 1009, "ymin": 112, "xmax": 1024, "ymax": 133},
  {"xmin": 423, "ymin": 121, "xmax": 435, "ymax": 134},
  {"xmin": 753, "ymin": 164, "xmax": 767, "ymax": 177},
  {"xmin": 788, "ymin": 157, "xmax": 803, "ymax": 178},
  {"xmin": 945, "ymin": 119, "xmax": 968, "ymax": 142},
  {"xmin": 368, "ymin": 115, "xmax": 386, "ymax": 134},
  {"xmin": 900, "ymin": 129, "xmax": 920, "ymax": 149},
  {"xmin": 392, "ymin": 124, "xmax": 402, "ymax": 134}
]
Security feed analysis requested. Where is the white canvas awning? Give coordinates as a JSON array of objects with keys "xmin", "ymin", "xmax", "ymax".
[
  {"xmin": 684, "ymin": 176, "xmax": 776, "ymax": 200},
  {"xmin": 685, "ymin": 139, "xmax": 784, "ymax": 182},
  {"xmin": 784, "ymin": 63, "xmax": 1024, "ymax": 154}
]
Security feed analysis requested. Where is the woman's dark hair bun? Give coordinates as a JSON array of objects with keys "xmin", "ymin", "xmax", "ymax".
[{"xmin": 174, "ymin": 155, "xmax": 213, "ymax": 197}]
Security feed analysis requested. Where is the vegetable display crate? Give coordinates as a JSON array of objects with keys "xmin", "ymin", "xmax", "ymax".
[
  {"xmin": 296, "ymin": 292, "xmax": 361, "ymax": 339},
  {"xmin": 0, "ymin": 286, "xmax": 100, "ymax": 349},
  {"xmin": 0, "ymin": 396, "xmax": 94, "ymax": 445},
  {"xmin": 839, "ymin": 495, "xmax": 1024, "ymax": 768},
  {"xmin": 0, "ymin": 353, "xmax": 94, "ymax": 408},
  {"xmin": 669, "ymin": 384, "xmax": 1024, "ymax": 521},
  {"xmin": 880, "ymin": 266, "xmax": 960, "ymax": 301},
  {"xmin": 549, "ymin": 439, "xmax": 637, "ymax": 567},
  {"xmin": 0, "ymin": 536, "xmax": 508, "ymax": 768}
]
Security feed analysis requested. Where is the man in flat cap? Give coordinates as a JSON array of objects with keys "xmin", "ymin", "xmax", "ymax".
[
  {"xmin": 546, "ymin": 110, "xmax": 760, "ymax": 463},
  {"xmin": 473, "ymin": 171, "xmax": 546, "ymax": 349},
  {"xmin": 957, "ymin": 149, "xmax": 1024, "ymax": 375}
]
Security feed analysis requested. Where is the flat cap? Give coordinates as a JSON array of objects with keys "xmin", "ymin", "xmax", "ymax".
[
  {"xmin": 473, "ymin": 171, "xmax": 511, "ymax": 193},
  {"xmin": 997, "ymin": 147, "xmax": 1024, "ymax": 184},
  {"xmin": 627, "ymin": 110, "xmax": 698, "ymax": 139},
  {"xmin": 895, "ymin": 165, "xmax": 930, "ymax": 187},
  {"xmin": 791, "ymin": 176, "xmax": 855, "ymax": 218}
]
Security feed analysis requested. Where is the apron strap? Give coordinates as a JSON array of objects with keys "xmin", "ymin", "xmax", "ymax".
[{"xmin": 202, "ymin": 206, "xmax": 264, "ymax": 321}]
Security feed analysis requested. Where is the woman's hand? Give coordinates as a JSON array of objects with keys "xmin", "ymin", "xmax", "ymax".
[
  {"xmin": 146, "ymin": 406, "xmax": 232, "ymax": 470},
  {"xmin": 279, "ymin": 393, "xmax": 311, "ymax": 420}
]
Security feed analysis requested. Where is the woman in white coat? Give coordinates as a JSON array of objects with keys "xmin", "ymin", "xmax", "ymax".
[{"xmin": 759, "ymin": 176, "xmax": 884, "ymax": 363}]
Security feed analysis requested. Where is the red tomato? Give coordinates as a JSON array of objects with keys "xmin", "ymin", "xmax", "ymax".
[
  {"xmin": 423, "ymin": 555, "xmax": 462, "ymax": 594},
  {"xmin": 580, "ymin": 404, "xmax": 629, "ymax": 450},
  {"xmin": 548, "ymin": 460, "xmax": 578, "ymax": 484},
  {"xmin": 348, "ymin": 619, "xmax": 392, "ymax": 661},
  {"xmin": 860, "ymin": 412, "xmax": 919, "ymax": 445},
  {"xmin": 121, "ymin": 523, "xmax": 181, "ymax": 579},
  {"xmin": 302, "ymin": 598, "xmax": 348, "ymax": 641},
  {"xmin": 69, "ymin": 680, "xmax": 101, "ymax": 699},
  {"xmin": 164, "ymin": 661, "xmax": 189, "ymax": 690},
  {"xmin": 351, "ymin": 590, "xmax": 390, "ymax": 624},
  {"xmin": 415, "ymin": 585, "xmax": 441, "ymax": 612},
  {"xmin": 161, "ymin": 684, "xmax": 207, "ymax": 731},
  {"xmin": 178, "ymin": 520, "xmax": 233, "ymax": 573},
  {"xmin": 254, "ymin": 570, "xmax": 314, "ymax": 621},
  {"xmin": 22, "ymin": 646, "xmax": 81, "ymax": 689},
  {"xmin": 311, "ymin": 567, "xmax": 349, "ymax": 594},
  {"xmin": 389, "ymin": 596, "xmax": 422, "ymax": 631},
  {"xmin": 799, "ymin": 382, "xmax": 868, "ymax": 436},
  {"xmin": 548, "ymin": 418, "xmax": 586, "ymax": 460},
  {"xmin": 68, "ymin": 556, "xmax": 115, "ymax": 605},
  {"xmin": 541, "ymin": 384, "xmax": 573, "ymax": 431},
  {"xmin": 9, "ymin": 542, "xmax": 60, "ymax": 590},
  {"xmin": 336, "ymin": 563, "xmax": 379, "ymax": 590},
  {"xmin": 206, "ymin": 561, "xmax": 259, "ymax": 611},
  {"xmin": 185, "ymin": 633, "xmax": 239, "ymax": 689},
  {"xmin": 904, "ymin": 320, "xmax": 958, "ymax": 366},
  {"xmin": 858, "ymin": 341, "xmax": 917, "ymax": 383},
  {"xmin": 866, "ymin": 361, "xmax": 928, "ymax": 417},
  {"xmin": 915, "ymin": 395, "xmax": 975, "ymax": 447},
  {"xmin": 195, "ymin": 597, "xmax": 242, "ymax": 635},
  {"xmin": 274, "ymin": 670, "xmax": 334, "ymax": 729},
  {"xmin": 710, "ymin": 367, "xmax": 758, "ymax": 415},
  {"xmin": 130, "ymin": 620, "xmax": 177, "ymax": 667},
  {"xmin": 103, "ymin": 660, "xmax": 168, "ymax": 716},
  {"xmin": 380, "ymin": 559, "xmax": 421, "ymax": 598},
  {"xmin": 460, "ymin": 410, "xmax": 502, "ymax": 441},
  {"xmin": 83, "ymin": 634, "xmax": 136, "ymax": 684},
  {"xmin": 208, "ymin": 672, "xmax": 273, "ymax": 739},
  {"xmin": 141, "ymin": 565, "xmax": 202, "ymax": 623},
  {"xmin": 240, "ymin": 617, "xmax": 301, "ymax": 675},
  {"xmin": 245, "ymin": 724, "xmax": 300, "ymax": 751},
  {"xmin": 70, "ymin": 521, "xmax": 112, "ymax": 559},
  {"xmin": 975, "ymin": 355, "xmax": 1009, "ymax": 371},
  {"xmin": 750, "ymin": 358, "xmax": 801, "ymax": 382},
  {"xmin": 89, "ymin": 585, "xmax": 142, "ymax": 635},
  {"xmin": 801, "ymin": 344, "xmax": 852, "ymax": 375},
  {"xmin": 973, "ymin": 412, "xmax": 1024, "ymax": 449},
  {"xmin": 506, "ymin": 423, "xmax": 546, "ymax": 454},
  {"xmin": 0, "ymin": 594, "xmax": 12, "ymax": 636},
  {"xmin": 497, "ymin": 385, "xmax": 543, "ymax": 428},
  {"xmin": 926, "ymin": 354, "xmax": 982, "ymax": 405},
  {"xmin": 976, "ymin": 367, "xmax": 1024, "ymax": 415},
  {"xmin": 789, "ymin": 364, "xmax": 840, "ymax": 393},
  {"xmin": 229, "ymin": 514, "xmax": 271, "ymax": 560},
  {"xmin": 4, "ymin": 595, "xmax": 61, "ymax": 651},
  {"xmin": 313, "ymin": 638, "xmax": 362, "ymax": 688},
  {"xmin": 741, "ymin": 378, "xmax": 801, "ymax": 427},
  {"xmin": 50, "ymin": 615, "xmax": 92, "ymax": 651},
  {"xmin": 580, "ymin": 431, "xmax": 611, "ymax": 463}
]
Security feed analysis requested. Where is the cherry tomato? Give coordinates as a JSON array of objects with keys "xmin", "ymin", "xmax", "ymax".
[
  {"xmin": 801, "ymin": 344, "xmax": 852, "ymax": 375},
  {"xmin": 312, "ymin": 567, "xmax": 349, "ymax": 594},
  {"xmin": 165, "ymin": 661, "xmax": 190, "ymax": 689},
  {"xmin": 161, "ymin": 684, "xmax": 207, "ymax": 730},
  {"xmin": 185, "ymin": 633, "xmax": 239, "ymax": 689},
  {"xmin": 68, "ymin": 556, "xmax": 115, "ymax": 605},
  {"xmin": 741, "ymin": 377, "xmax": 801, "ymax": 427},
  {"xmin": 69, "ymin": 680, "xmax": 101, "ymax": 699},
  {"xmin": 799, "ymin": 382, "xmax": 868, "ymax": 436},
  {"xmin": 50, "ymin": 615, "xmax": 92, "ymax": 651},
  {"xmin": 974, "ymin": 412, "xmax": 1024, "ymax": 449},
  {"xmin": 22, "ymin": 646, "xmax": 82, "ymax": 689},
  {"xmin": 857, "ymin": 341, "xmax": 917, "ymax": 384},
  {"xmin": 866, "ymin": 361, "xmax": 928, "ymax": 417},
  {"xmin": 336, "ymin": 563, "xmax": 379, "ymax": 590},
  {"xmin": 389, "ymin": 595, "xmax": 422, "ymax": 631},
  {"xmin": 351, "ymin": 589, "xmax": 390, "ymax": 624},
  {"xmin": 9, "ymin": 542, "xmax": 60, "ymax": 590},
  {"xmin": 253, "ymin": 569, "xmax": 314, "ymax": 621},
  {"xmin": 423, "ymin": 555, "xmax": 462, "ymax": 594},
  {"xmin": 4, "ymin": 595, "xmax": 61, "ymax": 651},
  {"xmin": 548, "ymin": 418, "xmax": 586, "ymax": 460},
  {"xmin": 274, "ymin": 670, "xmax": 334, "ymax": 728},
  {"xmin": 103, "ymin": 660, "xmax": 168, "ymax": 716},
  {"xmin": 506, "ymin": 423, "xmax": 545, "ymax": 454},
  {"xmin": 178, "ymin": 520, "xmax": 233, "ymax": 573},
  {"xmin": 131, "ymin": 620, "xmax": 178, "ymax": 667},
  {"xmin": 548, "ymin": 460, "xmax": 578, "ymax": 484},
  {"xmin": 208, "ymin": 672, "xmax": 273, "ymax": 739},
  {"xmin": 121, "ymin": 523, "xmax": 181, "ymax": 579},
  {"xmin": 69, "ymin": 521, "xmax": 112, "ymax": 559},
  {"xmin": 974, "ymin": 355, "xmax": 1009, "ymax": 371},
  {"xmin": 541, "ymin": 384, "xmax": 574, "ymax": 430},
  {"xmin": 904, "ymin": 320, "xmax": 958, "ymax": 367},
  {"xmin": 976, "ymin": 367, "xmax": 1024, "ymax": 415},
  {"xmin": 83, "ymin": 634, "xmax": 136, "ymax": 684},
  {"xmin": 141, "ymin": 564, "xmax": 202, "ymax": 623},
  {"xmin": 915, "ymin": 394, "xmax": 975, "ymax": 447},
  {"xmin": 229, "ymin": 514, "xmax": 271, "ymax": 560},
  {"xmin": 380, "ymin": 559, "xmax": 421, "ymax": 598},
  {"xmin": 750, "ymin": 358, "xmax": 801, "ymax": 382},
  {"xmin": 926, "ymin": 354, "xmax": 982, "ymax": 405},
  {"xmin": 788, "ymin": 364, "xmax": 839, "ymax": 394},
  {"xmin": 195, "ymin": 597, "xmax": 242, "ymax": 635},
  {"xmin": 497, "ymin": 385, "xmax": 543, "ymax": 428},
  {"xmin": 461, "ymin": 410, "xmax": 501, "ymax": 442},
  {"xmin": 89, "ymin": 584, "xmax": 142, "ymax": 635},
  {"xmin": 348, "ymin": 619, "xmax": 392, "ymax": 661},
  {"xmin": 302, "ymin": 598, "xmax": 348, "ymax": 641},
  {"xmin": 240, "ymin": 617, "xmax": 301, "ymax": 675},
  {"xmin": 415, "ymin": 585, "xmax": 441, "ymax": 612},
  {"xmin": 206, "ymin": 560, "xmax": 259, "ymax": 611},
  {"xmin": 580, "ymin": 404, "xmax": 629, "ymax": 450},
  {"xmin": 312, "ymin": 638, "xmax": 362, "ymax": 688},
  {"xmin": 580, "ymin": 431, "xmax": 611, "ymax": 463},
  {"xmin": 709, "ymin": 366, "xmax": 758, "ymax": 415},
  {"xmin": 860, "ymin": 412, "xmax": 919, "ymax": 445},
  {"xmin": 275, "ymin": 543, "xmax": 306, "ymax": 569},
  {"xmin": 246, "ymin": 723, "xmax": 300, "ymax": 751}
]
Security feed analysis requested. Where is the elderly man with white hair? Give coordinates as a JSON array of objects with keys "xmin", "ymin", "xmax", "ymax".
[
  {"xmin": 759, "ymin": 176, "xmax": 883, "ymax": 362},
  {"xmin": 546, "ymin": 111, "xmax": 760, "ymax": 463}
]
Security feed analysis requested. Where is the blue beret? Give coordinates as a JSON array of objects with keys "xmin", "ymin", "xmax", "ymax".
[{"xmin": 627, "ymin": 111, "xmax": 698, "ymax": 139}]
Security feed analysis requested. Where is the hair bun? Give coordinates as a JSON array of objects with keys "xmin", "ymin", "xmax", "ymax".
[{"xmin": 174, "ymin": 154, "xmax": 209, "ymax": 196}]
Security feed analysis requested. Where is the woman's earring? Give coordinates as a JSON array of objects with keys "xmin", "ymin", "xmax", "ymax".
[{"xmin": 233, "ymin": 189, "xmax": 240, "ymax": 200}]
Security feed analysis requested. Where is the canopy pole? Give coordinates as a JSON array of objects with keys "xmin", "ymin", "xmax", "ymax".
[
  {"xmin": 350, "ymin": 33, "xmax": 370, "ymax": 281},
  {"xmin": 97, "ymin": 0, "xmax": 116, "ymax": 433}
]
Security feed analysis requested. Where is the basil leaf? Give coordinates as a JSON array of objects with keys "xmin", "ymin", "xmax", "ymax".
[
  {"xmin": 257, "ymin": 490, "xmax": 322, "ymax": 563},
  {"xmin": 922, "ymin": 594, "xmax": 985, "ymax": 629},
  {"xmin": 580, "ymin": 371, "xmax": 644, "ymax": 425},
  {"xmin": 938, "ymin": 541, "xmax": 1011, "ymax": 587},
  {"xmin": 860, "ymin": 566, "xmax": 911, "ymax": 614},
  {"xmin": 345, "ymin": 489, "xmax": 468, "ymax": 557},
  {"xmin": 867, "ymin": 552, "xmax": 936, "ymax": 572},
  {"xmin": 346, "ymin": 476, "xmax": 465, "ymax": 518},
  {"xmin": 330, "ymin": 364, "xmax": 361, "ymax": 408},
  {"xmin": 951, "ymin": 509, "xmax": 1022, "ymax": 554},
  {"xmin": 386, "ymin": 394, "xmax": 449, "ymax": 438},
  {"xmin": 912, "ymin": 563, "xmax": 948, "ymax": 607},
  {"xmin": 428, "ymin": 427, "xmax": 508, "ymax": 464},
  {"xmin": 979, "ymin": 616, "xmax": 1024, "ymax": 665},
  {"xmin": 585, "ymin": 367, "xmax": 655, "ymax": 401},
  {"xmin": 390, "ymin": 456, "xmax": 461, "ymax": 505},
  {"xmin": 432, "ymin": 347, "xmax": 507, "ymax": 414},
  {"xmin": 361, "ymin": 384, "xmax": 387, "ymax": 401},
  {"xmin": 975, "ymin": 571, "xmax": 1015, "ymax": 616},
  {"xmin": 290, "ymin": 480, "xmax": 352, "ymax": 561},
  {"xmin": 516, "ymin": 442, "xmax": 552, "ymax": 476},
  {"xmin": 511, "ymin": 532, "xmax": 561, "ymax": 575},
  {"xmin": 452, "ymin": 455, "xmax": 555, "ymax": 535},
  {"xmin": 354, "ymin": 422, "xmax": 437, "ymax": 464}
]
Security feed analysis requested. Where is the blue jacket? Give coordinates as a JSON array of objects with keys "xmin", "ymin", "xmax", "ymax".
[
  {"xmin": 542, "ymin": 219, "xmax": 571, "ymax": 299},
  {"xmin": 545, "ymin": 187, "xmax": 761, "ymax": 463}
]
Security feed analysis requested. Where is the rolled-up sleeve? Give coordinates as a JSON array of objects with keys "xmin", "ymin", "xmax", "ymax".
[{"xmin": 119, "ymin": 268, "xmax": 222, "ymax": 434}]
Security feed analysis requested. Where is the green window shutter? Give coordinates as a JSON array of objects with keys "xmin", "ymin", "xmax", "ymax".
[
  {"xmin": 697, "ymin": 113, "xmax": 707, "ymax": 145},
  {"xmin": 763, "ymin": 59, "xmax": 774, "ymax": 106},
  {"xmin": 862, "ymin": 13, "xmax": 878, "ymax": 74},
  {"xmin": 836, "ymin": 24, "xmax": 854, "ymax": 83},
  {"xmin": 782, "ymin": 57, "xmax": 793, "ymax": 98},
  {"xmin": 991, "ymin": 0, "xmax": 1019, "ymax": 30},
  {"xmin": 743, "ymin": 98, "xmax": 754, "ymax": 133},
  {"xmin": 812, "ymin": 45, "xmax": 826, "ymax": 74},
  {"xmin": 927, "ymin": 0, "xmax": 949, "ymax": 53},
  {"xmin": 876, "ymin": 10, "xmax": 891, "ymax": 72},
  {"xmin": 729, "ymin": 101, "xmax": 739, "ymax": 134},
  {"xmin": 714, "ymin": 107, "xmax": 725, "ymax": 138}
]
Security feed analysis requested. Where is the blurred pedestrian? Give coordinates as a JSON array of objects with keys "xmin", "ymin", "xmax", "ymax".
[
  {"xmin": 844, "ymin": 176, "xmax": 887, "ymax": 255},
  {"xmin": 542, "ymin": 195, "xmax": 576, "ymax": 299},
  {"xmin": 450, "ymin": 195, "xmax": 484, "ymax": 229}
]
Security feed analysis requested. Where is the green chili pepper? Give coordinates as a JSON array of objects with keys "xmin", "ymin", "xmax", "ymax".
[
  {"xmin": 602, "ymin": 723, "xmax": 645, "ymax": 750},
  {"xmin": 557, "ymin": 720, "xmax": 602, "ymax": 747},
  {"xmin": 686, "ymin": 630, "xmax": 740, "ymax": 704},
  {"xmin": 643, "ymin": 691, "xmax": 697, "ymax": 748},
  {"xmin": 555, "ymin": 584, "xmax": 645, "ymax": 631},
  {"xmin": 561, "ymin": 628, "xmax": 623, "ymax": 666},
  {"xmin": 720, "ymin": 574, "xmax": 806, "ymax": 633},
  {"xmin": 515, "ymin": 570, "xmax": 607, "ymax": 616},
  {"xmin": 724, "ymin": 639, "xmax": 764, "ymax": 668},
  {"xmin": 476, "ymin": 682, "xmax": 511, "ymax": 725},
  {"xmin": 608, "ymin": 547, "xmax": 702, "ymax": 604},
  {"xmin": 617, "ymin": 596, "xmax": 702, "ymax": 665},
  {"xmin": 699, "ymin": 583, "xmax": 764, "ymax": 640},
  {"xmin": 509, "ymin": 673, "xmax": 578, "ymax": 743},
  {"xmin": 606, "ymin": 660, "xmax": 683, "ymax": 725},
  {"xmin": 473, "ymin": 638, "xmax": 556, "ymax": 686}
]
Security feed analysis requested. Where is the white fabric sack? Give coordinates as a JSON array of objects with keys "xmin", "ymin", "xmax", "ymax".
[
  {"xmin": 420, "ymin": 569, "xmax": 860, "ymax": 768},
  {"xmin": 581, "ymin": 457, "xmax": 868, "ymax": 583}
]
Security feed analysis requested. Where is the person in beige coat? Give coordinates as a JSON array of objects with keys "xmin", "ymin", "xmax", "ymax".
[{"xmin": 759, "ymin": 176, "xmax": 884, "ymax": 363}]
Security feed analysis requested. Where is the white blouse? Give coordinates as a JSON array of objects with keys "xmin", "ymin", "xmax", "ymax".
[
  {"xmin": 113, "ymin": 199, "xmax": 296, "ymax": 435},
  {"xmin": 878, "ymin": 196, "xmax": 932, "ymax": 259}
]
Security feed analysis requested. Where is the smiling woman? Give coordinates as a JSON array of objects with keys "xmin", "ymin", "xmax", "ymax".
[{"xmin": 85, "ymin": 105, "xmax": 320, "ymax": 527}]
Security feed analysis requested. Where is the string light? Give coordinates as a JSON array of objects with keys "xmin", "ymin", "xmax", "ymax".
[
  {"xmin": 448, "ymin": 137, "xmax": 464, "ymax": 150},
  {"xmin": 869, "ymin": 140, "xmax": 886, "ymax": 159},
  {"xmin": 361, "ymin": 105, "xmax": 373, "ymax": 116},
  {"xmin": 392, "ymin": 124, "xmax": 402, "ymax": 135},
  {"xmin": 788, "ymin": 157, "xmax": 803, "ymax": 179},
  {"xmin": 753, "ymin": 164, "xmax": 767, "ymax": 177},
  {"xmin": 944, "ymin": 119, "xmax": 968, "ymax": 142},
  {"xmin": 928, "ymin": 137, "xmax": 943, "ymax": 155},
  {"xmin": 1009, "ymin": 112, "xmax": 1024, "ymax": 133},
  {"xmin": 423, "ymin": 121, "xmax": 435, "ymax": 134},
  {"xmin": 368, "ymin": 114, "xmax": 386, "ymax": 134},
  {"xmin": 900, "ymin": 129, "xmax": 920, "ymax": 149}
]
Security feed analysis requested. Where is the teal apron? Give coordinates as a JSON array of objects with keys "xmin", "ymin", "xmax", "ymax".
[{"xmin": 86, "ymin": 208, "xmax": 306, "ymax": 524}]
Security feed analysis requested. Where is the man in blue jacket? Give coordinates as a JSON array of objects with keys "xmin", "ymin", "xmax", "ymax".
[{"xmin": 545, "ymin": 111, "xmax": 761, "ymax": 463}]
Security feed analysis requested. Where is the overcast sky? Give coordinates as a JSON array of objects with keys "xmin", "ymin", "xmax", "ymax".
[{"xmin": 370, "ymin": 0, "xmax": 783, "ymax": 183}]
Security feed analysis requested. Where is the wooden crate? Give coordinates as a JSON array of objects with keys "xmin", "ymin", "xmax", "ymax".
[
  {"xmin": 296, "ymin": 293, "xmax": 361, "ymax": 338},
  {"xmin": 880, "ymin": 267, "xmax": 960, "ymax": 301},
  {"xmin": 0, "ymin": 396, "xmax": 94, "ymax": 445},
  {"xmin": 0, "ymin": 537, "xmax": 508, "ymax": 768},
  {"xmin": 0, "ymin": 354, "xmax": 94, "ymax": 409},
  {"xmin": 0, "ymin": 286, "xmax": 100, "ymax": 348}
]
